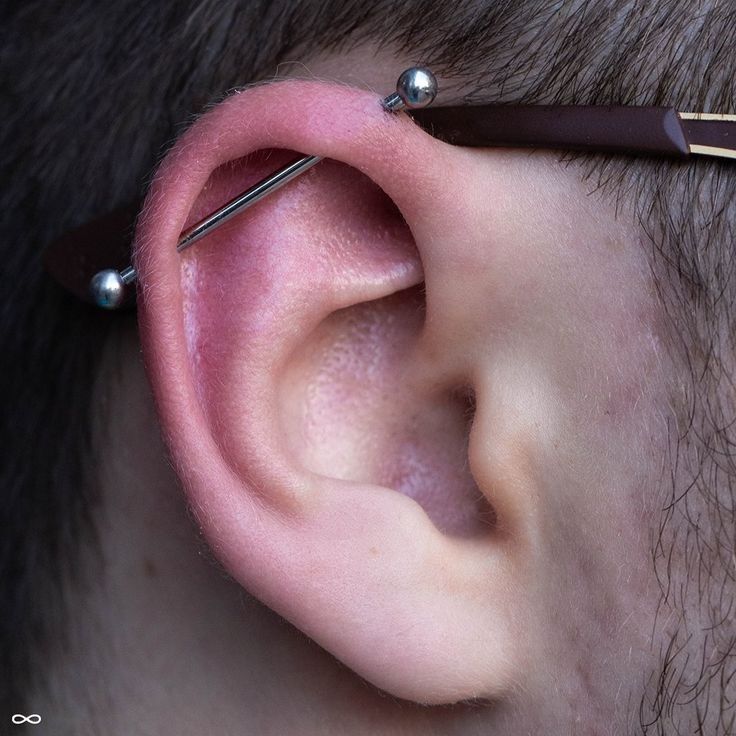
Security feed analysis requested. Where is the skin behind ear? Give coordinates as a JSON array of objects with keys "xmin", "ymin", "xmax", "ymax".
[{"xmin": 136, "ymin": 79, "xmax": 672, "ymax": 710}]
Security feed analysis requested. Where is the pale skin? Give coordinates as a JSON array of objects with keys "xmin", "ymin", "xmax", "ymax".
[{"xmin": 34, "ymin": 50, "xmax": 680, "ymax": 734}]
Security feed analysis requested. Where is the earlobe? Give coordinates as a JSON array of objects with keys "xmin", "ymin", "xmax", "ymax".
[{"xmin": 135, "ymin": 78, "xmax": 543, "ymax": 705}]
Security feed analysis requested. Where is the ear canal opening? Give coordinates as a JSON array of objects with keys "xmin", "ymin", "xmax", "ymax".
[{"xmin": 280, "ymin": 281, "xmax": 496, "ymax": 538}]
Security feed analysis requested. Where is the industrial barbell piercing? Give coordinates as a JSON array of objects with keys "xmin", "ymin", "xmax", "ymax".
[
  {"xmin": 89, "ymin": 66, "xmax": 438, "ymax": 309},
  {"xmin": 382, "ymin": 67, "xmax": 438, "ymax": 112}
]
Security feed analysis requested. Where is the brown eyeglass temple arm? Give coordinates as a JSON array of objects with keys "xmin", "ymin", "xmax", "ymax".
[{"xmin": 410, "ymin": 105, "xmax": 736, "ymax": 160}]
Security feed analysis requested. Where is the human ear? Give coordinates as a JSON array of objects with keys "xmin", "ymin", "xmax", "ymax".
[{"xmin": 135, "ymin": 79, "xmax": 669, "ymax": 705}]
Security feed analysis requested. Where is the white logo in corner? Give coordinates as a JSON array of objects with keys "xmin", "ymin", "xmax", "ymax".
[{"xmin": 11, "ymin": 714, "xmax": 42, "ymax": 725}]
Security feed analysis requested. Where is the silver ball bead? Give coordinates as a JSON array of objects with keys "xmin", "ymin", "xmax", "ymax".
[
  {"xmin": 89, "ymin": 269, "xmax": 126, "ymax": 309},
  {"xmin": 396, "ymin": 67, "xmax": 438, "ymax": 109}
]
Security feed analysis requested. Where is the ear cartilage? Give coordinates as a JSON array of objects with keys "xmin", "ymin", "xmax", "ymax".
[{"xmin": 89, "ymin": 66, "xmax": 438, "ymax": 309}]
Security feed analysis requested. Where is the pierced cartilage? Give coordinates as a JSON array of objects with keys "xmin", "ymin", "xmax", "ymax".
[{"xmin": 90, "ymin": 66, "xmax": 438, "ymax": 309}]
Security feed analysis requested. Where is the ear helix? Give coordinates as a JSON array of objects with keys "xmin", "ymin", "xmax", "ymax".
[{"xmin": 89, "ymin": 67, "xmax": 438, "ymax": 309}]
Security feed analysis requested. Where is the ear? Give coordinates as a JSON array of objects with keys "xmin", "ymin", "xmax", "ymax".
[{"xmin": 135, "ymin": 79, "xmax": 667, "ymax": 705}]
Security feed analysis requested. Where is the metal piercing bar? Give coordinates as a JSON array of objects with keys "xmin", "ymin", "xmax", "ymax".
[{"xmin": 87, "ymin": 67, "xmax": 438, "ymax": 309}]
